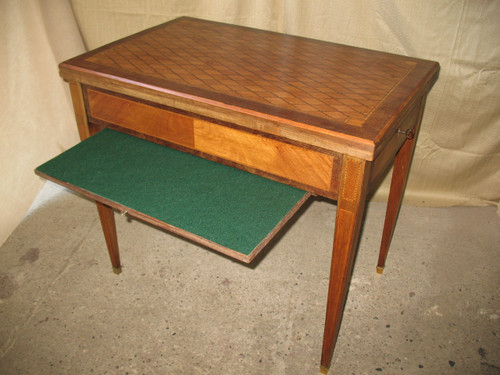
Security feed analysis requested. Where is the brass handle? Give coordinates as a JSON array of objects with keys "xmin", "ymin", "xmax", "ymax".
[{"xmin": 398, "ymin": 128, "xmax": 414, "ymax": 140}]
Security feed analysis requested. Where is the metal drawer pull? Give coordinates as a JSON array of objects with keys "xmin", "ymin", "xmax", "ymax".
[{"xmin": 398, "ymin": 128, "xmax": 415, "ymax": 140}]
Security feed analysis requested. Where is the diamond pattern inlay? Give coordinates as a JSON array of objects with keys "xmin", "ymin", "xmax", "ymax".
[{"xmin": 85, "ymin": 18, "xmax": 416, "ymax": 127}]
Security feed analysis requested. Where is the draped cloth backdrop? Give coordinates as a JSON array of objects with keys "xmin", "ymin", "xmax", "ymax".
[{"xmin": 1, "ymin": 0, "xmax": 499, "ymax": 245}]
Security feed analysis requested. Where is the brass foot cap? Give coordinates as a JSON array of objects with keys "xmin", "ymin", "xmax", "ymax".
[
  {"xmin": 376, "ymin": 266, "xmax": 384, "ymax": 274},
  {"xmin": 319, "ymin": 365, "xmax": 329, "ymax": 374},
  {"xmin": 112, "ymin": 266, "xmax": 122, "ymax": 275}
]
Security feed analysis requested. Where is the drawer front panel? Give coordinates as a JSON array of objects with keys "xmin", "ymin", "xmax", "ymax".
[
  {"xmin": 86, "ymin": 88, "xmax": 335, "ymax": 194},
  {"xmin": 87, "ymin": 88, "xmax": 195, "ymax": 148},
  {"xmin": 194, "ymin": 119, "xmax": 334, "ymax": 192}
]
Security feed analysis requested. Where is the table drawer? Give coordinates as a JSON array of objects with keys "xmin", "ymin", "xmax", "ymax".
[
  {"xmin": 85, "ymin": 87, "xmax": 337, "ymax": 195},
  {"xmin": 36, "ymin": 128, "xmax": 311, "ymax": 263}
]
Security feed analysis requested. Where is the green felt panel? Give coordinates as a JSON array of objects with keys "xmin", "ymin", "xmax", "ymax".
[{"xmin": 36, "ymin": 129, "xmax": 307, "ymax": 256}]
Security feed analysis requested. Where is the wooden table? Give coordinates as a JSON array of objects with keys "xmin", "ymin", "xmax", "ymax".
[{"xmin": 38, "ymin": 17, "xmax": 439, "ymax": 372}]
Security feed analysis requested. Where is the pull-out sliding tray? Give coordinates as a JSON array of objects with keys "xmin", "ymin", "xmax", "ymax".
[{"xmin": 35, "ymin": 128, "xmax": 311, "ymax": 263}]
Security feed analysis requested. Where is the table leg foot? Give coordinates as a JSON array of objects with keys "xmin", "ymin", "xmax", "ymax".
[
  {"xmin": 376, "ymin": 266, "xmax": 384, "ymax": 274},
  {"xmin": 112, "ymin": 266, "xmax": 122, "ymax": 275},
  {"xmin": 320, "ymin": 365, "xmax": 329, "ymax": 374}
]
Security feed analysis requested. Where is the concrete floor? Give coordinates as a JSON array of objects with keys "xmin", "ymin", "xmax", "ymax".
[{"xmin": 0, "ymin": 182, "xmax": 498, "ymax": 375}]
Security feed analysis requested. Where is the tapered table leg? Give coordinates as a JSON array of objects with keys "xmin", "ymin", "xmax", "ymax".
[
  {"xmin": 320, "ymin": 156, "xmax": 371, "ymax": 373},
  {"xmin": 376, "ymin": 135, "xmax": 416, "ymax": 273},
  {"xmin": 96, "ymin": 202, "xmax": 122, "ymax": 274},
  {"xmin": 377, "ymin": 98, "xmax": 426, "ymax": 274}
]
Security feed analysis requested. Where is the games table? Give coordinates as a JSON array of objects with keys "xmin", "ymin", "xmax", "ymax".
[{"xmin": 35, "ymin": 17, "xmax": 439, "ymax": 372}]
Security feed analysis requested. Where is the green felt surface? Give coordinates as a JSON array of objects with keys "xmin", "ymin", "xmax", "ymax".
[{"xmin": 36, "ymin": 129, "xmax": 307, "ymax": 256}]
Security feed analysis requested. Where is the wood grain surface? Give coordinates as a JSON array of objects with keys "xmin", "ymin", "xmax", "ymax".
[{"xmin": 60, "ymin": 17, "xmax": 439, "ymax": 160}]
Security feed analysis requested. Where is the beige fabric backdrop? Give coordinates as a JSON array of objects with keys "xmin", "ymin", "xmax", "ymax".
[
  {"xmin": 2, "ymin": 0, "xmax": 499, "ymax": 246},
  {"xmin": 1, "ymin": 0, "xmax": 84, "ymax": 246}
]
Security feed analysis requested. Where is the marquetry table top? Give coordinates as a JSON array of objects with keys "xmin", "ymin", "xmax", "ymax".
[{"xmin": 60, "ymin": 17, "xmax": 439, "ymax": 158}]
